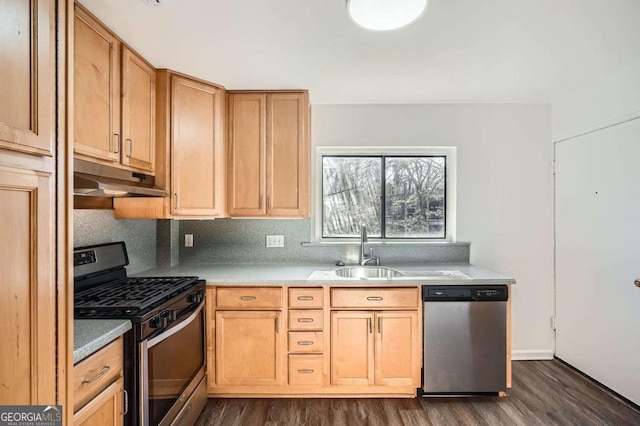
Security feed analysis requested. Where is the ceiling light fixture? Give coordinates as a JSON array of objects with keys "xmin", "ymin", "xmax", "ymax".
[{"xmin": 347, "ymin": 0, "xmax": 428, "ymax": 31}]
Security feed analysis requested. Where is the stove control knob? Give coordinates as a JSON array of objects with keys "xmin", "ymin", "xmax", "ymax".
[
  {"xmin": 150, "ymin": 316, "xmax": 161, "ymax": 329},
  {"xmin": 187, "ymin": 291, "xmax": 203, "ymax": 304}
]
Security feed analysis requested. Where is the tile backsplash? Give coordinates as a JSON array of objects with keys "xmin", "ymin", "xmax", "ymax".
[
  {"xmin": 178, "ymin": 219, "xmax": 469, "ymax": 265},
  {"xmin": 74, "ymin": 210, "xmax": 157, "ymax": 274}
]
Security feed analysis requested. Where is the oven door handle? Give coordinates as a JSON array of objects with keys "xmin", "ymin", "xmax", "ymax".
[{"xmin": 147, "ymin": 302, "xmax": 204, "ymax": 349}]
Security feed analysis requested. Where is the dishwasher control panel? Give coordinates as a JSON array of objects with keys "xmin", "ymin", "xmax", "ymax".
[{"xmin": 423, "ymin": 285, "xmax": 508, "ymax": 301}]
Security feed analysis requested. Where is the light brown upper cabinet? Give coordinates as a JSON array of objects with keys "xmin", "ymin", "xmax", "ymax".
[
  {"xmin": 121, "ymin": 47, "xmax": 156, "ymax": 173},
  {"xmin": 114, "ymin": 71, "xmax": 227, "ymax": 218},
  {"xmin": 227, "ymin": 91, "xmax": 310, "ymax": 218},
  {"xmin": 0, "ymin": 0, "xmax": 55, "ymax": 156},
  {"xmin": 170, "ymin": 75, "xmax": 226, "ymax": 216},
  {"xmin": 74, "ymin": 5, "xmax": 156, "ymax": 174}
]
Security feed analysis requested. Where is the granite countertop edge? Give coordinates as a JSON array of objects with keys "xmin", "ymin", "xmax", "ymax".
[
  {"xmin": 74, "ymin": 319, "xmax": 132, "ymax": 364},
  {"xmin": 135, "ymin": 263, "xmax": 516, "ymax": 286}
]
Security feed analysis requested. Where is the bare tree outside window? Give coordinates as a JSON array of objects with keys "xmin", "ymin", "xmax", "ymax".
[
  {"xmin": 385, "ymin": 157, "xmax": 445, "ymax": 238},
  {"xmin": 322, "ymin": 157, "xmax": 381, "ymax": 237},
  {"xmin": 322, "ymin": 155, "xmax": 446, "ymax": 239}
]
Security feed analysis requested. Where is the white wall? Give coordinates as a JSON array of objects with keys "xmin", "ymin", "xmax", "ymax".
[
  {"xmin": 552, "ymin": 57, "xmax": 640, "ymax": 404},
  {"xmin": 312, "ymin": 104, "xmax": 554, "ymax": 358},
  {"xmin": 553, "ymin": 57, "xmax": 640, "ymax": 140}
]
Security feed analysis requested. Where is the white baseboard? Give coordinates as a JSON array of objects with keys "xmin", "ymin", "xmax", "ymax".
[{"xmin": 512, "ymin": 349, "xmax": 554, "ymax": 360}]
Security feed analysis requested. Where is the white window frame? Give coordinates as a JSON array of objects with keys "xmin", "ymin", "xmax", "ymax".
[{"xmin": 312, "ymin": 146, "xmax": 457, "ymax": 243}]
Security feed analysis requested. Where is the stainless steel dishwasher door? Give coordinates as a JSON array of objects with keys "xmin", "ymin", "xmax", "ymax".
[{"xmin": 423, "ymin": 286, "xmax": 507, "ymax": 394}]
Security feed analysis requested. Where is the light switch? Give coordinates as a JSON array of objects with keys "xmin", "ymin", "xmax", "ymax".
[
  {"xmin": 185, "ymin": 234, "xmax": 194, "ymax": 247},
  {"xmin": 266, "ymin": 235, "xmax": 284, "ymax": 248}
]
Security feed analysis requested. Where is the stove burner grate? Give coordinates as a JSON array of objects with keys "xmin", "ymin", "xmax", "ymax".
[{"xmin": 74, "ymin": 276, "xmax": 199, "ymax": 315}]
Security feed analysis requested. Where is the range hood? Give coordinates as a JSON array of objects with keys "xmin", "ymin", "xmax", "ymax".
[{"xmin": 74, "ymin": 159, "xmax": 167, "ymax": 197}]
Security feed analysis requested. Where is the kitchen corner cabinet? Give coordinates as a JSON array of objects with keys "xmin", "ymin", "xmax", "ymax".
[
  {"xmin": 227, "ymin": 91, "xmax": 310, "ymax": 218},
  {"xmin": 170, "ymin": 75, "xmax": 226, "ymax": 216},
  {"xmin": 0, "ymin": 0, "xmax": 55, "ymax": 156},
  {"xmin": 113, "ymin": 72, "xmax": 226, "ymax": 218},
  {"xmin": 74, "ymin": 4, "xmax": 156, "ymax": 174}
]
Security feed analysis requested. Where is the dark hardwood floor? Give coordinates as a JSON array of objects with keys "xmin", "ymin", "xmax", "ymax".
[{"xmin": 195, "ymin": 360, "xmax": 640, "ymax": 425}]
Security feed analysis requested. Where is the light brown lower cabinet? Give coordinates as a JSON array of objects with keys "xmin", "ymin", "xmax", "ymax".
[
  {"xmin": 215, "ymin": 311, "xmax": 284, "ymax": 386},
  {"xmin": 73, "ymin": 378, "xmax": 124, "ymax": 426},
  {"xmin": 330, "ymin": 311, "xmax": 420, "ymax": 387},
  {"xmin": 207, "ymin": 285, "xmax": 422, "ymax": 397},
  {"xmin": 73, "ymin": 337, "xmax": 125, "ymax": 425}
]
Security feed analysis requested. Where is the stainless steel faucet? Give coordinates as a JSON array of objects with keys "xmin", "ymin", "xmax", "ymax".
[{"xmin": 359, "ymin": 225, "xmax": 380, "ymax": 266}]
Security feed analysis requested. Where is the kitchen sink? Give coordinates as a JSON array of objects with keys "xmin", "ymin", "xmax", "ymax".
[
  {"xmin": 334, "ymin": 266, "xmax": 404, "ymax": 279},
  {"xmin": 306, "ymin": 267, "xmax": 471, "ymax": 281}
]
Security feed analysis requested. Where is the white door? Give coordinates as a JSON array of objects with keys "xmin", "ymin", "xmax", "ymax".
[{"xmin": 555, "ymin": 118, "xmax": 640, "ymax": 404}]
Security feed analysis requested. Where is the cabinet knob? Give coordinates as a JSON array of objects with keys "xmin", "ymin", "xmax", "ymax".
[{"xmin": 635, "ymin": 279, "xmax": 640, "ymax": 288}]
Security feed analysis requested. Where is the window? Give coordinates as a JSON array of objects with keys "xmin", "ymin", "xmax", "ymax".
[{"xmin": 316, "ymin": 147, "xmax": 456, "ymax": 241}]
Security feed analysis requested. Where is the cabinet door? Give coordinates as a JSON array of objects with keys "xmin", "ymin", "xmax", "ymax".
[
  {"xmin": 0, "ymin": 0, "xmax": 54, "ymax": 156},
  {"xmin": 171, "ymin": 76, "xmax": 225, "ymax": 216},
  {"xmin": 74, "ymin": 5, "xmax": 121, "ymax": 164},
  {"xmin": 266, "ymin": 92, "xmax": 309, "ymax": 217},
  {"xmin": 121, "ymin": 47, "xmax": 155, "ymax": 173},
  {"xmin": 215, "ymin": 311, "xmax": 283, "ymax": 386},
  {"xmin": 227, "ymin": 93, "xmax": 266, "ymax": 216},
  {"xmin": 0, "ymin": 166, "xmax": 55, "ymax": 404},
  {"xmin": 330, "ymin": 311, "xmax": 374, "ymax": 386},
  {"xmin": 374, "ymin": 311, "xmax": 420, "ymax": 386},
  {"xmin": 73, "ymin": 377, "xmax": 124, "ymax": 426}
]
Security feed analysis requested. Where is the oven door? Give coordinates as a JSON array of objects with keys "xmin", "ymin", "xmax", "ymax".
[{"xmin": 139, "ymin": 302, "xmax": 206, "ymax": 426}]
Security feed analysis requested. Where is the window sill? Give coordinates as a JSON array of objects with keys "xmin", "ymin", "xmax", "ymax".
[{"xmin": 300, "ymin": 240, "xmax": 470, "ymax": 247}]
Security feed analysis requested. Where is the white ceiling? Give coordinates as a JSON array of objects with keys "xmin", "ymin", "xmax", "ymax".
[{"xmin": 78, "ymin": 0, "xmax": 640, "ymax": 104}]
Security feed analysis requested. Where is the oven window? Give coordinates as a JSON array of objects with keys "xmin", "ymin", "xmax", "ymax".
[{"xmin": 147, "ymin": 309, "xmax": 205, "ymax": 425}]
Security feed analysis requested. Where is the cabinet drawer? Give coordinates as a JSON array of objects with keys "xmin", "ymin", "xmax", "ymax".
[
  {"xmin": 288, "ymin": 310, "xmax": 323, "ymax": 330},
  {"xmin": 216, "ymin": 287, "xmax": 282, "ymax": 309},
  {"xmin": 331, "ymin": 288, "xmax": 419, "ymax": 309},
  {"xmin": 289, "ymin": 355, "xmax": 323, "ymax": 386},
  {"xmin": 73, "ymin": 337, "xmax": 124, "ymax": 412},
  {"xmin": 288, "ymin": 331, "xmax": 324, "ymax": 353},
  {"xmin": 288, "ymin": 288, "xmax": 323, "ymax": 309}
]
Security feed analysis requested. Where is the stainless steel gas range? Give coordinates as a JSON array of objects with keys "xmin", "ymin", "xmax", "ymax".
[{"xmin": 74, "ymin": 242, "xmax": 207, "ymax": 425}]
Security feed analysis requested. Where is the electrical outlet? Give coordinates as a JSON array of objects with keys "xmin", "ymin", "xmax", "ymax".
[
  {"xmin": 185, "ymin": 234, "xmax": 194, "ymax": 247},
  {"xmin": 266, "ymin": 235, "xmax": 284, "ymax": 248}
]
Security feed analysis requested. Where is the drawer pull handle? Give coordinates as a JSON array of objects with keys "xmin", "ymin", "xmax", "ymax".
[
  {"xmin": 297, "ymin": 341, "xmax": 314, "ymax": 346},
  {"xmin": 367, "ymin": 296, "xmax": 383, "ymax": 301},
  {"xmin": 298, "ymin": 369, "xmax": 314, "ymax": 374},
  {"xmin": 297, "ymin": 296, "xmax": 314, "ymax": 301},
  {"xmin": 82, "ymin": 366, "xmax": 111, "ymax": 384},
  {"xmin": 297, "ymin": 318, "xmax": 314, "ymax": 323},
  {"xmin": 240, "ymin": 296, "xmax": 257, "ymax": 301}
]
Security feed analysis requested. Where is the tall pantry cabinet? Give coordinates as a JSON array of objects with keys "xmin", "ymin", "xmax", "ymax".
[{"xmin": 0, "ymin": 0, "xmax": 70, "ymax": 415}]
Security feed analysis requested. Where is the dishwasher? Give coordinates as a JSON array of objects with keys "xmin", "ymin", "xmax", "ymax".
[{"xmin": 422, "ymin": 285, "xmax": 508, "ymax": 395}]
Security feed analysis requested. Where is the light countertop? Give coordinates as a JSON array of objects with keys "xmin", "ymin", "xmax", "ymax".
[
  {"xmin": 136, "ymin": 263, "xmax": 516, "ymax": 286},
  {"xmin": 74, "ymin": 319, "xmax": 131, "ymax": 364}
]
